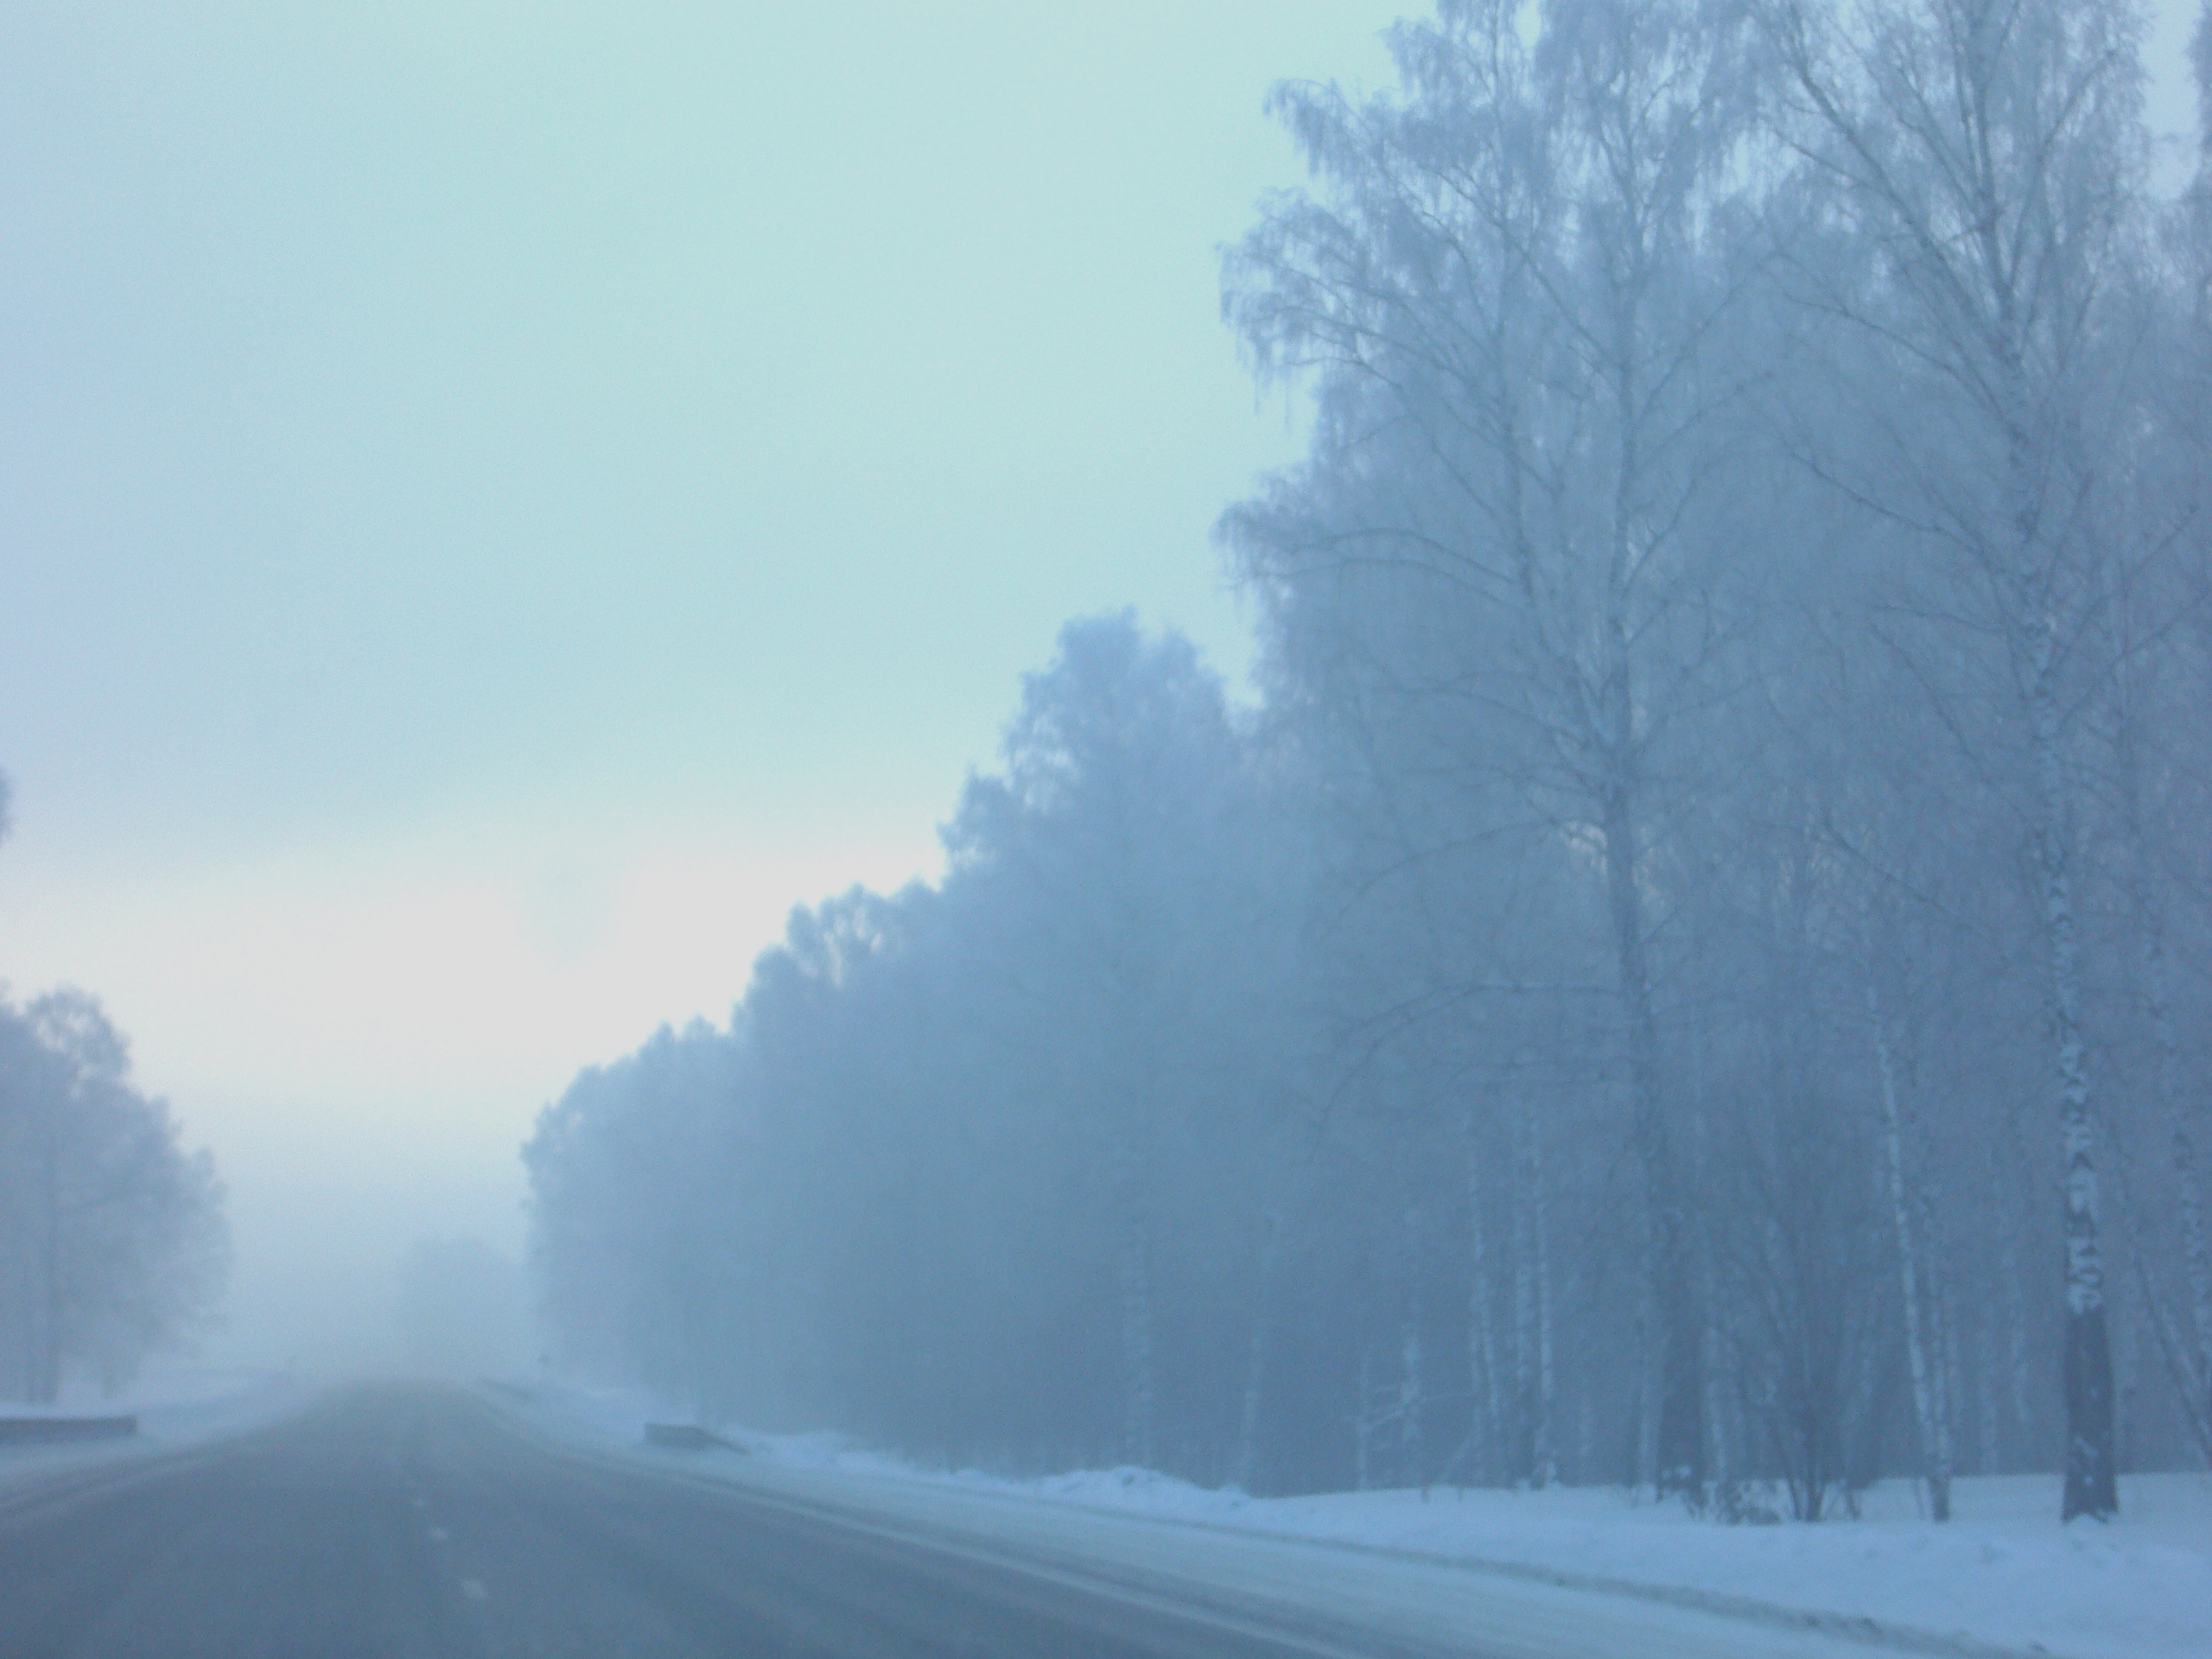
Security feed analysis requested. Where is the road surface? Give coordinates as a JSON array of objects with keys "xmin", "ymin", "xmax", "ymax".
[{"xmin": 0, "ymin": 1382, "xmax": 1900, "ymax": 1659}]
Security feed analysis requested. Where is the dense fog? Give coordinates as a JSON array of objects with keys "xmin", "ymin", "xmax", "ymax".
[
  {"xmin": 524, "ymin": 0, "xmax": 2212, "ymax": 1525},
  {"xmin": 2, "ymin": 0, "xmax": 2207, "ymax": 1537}
]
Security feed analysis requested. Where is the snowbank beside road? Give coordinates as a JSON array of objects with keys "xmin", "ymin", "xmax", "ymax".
[
  {"xmin": 499, "ymin": 1376, "xmax": 2211, "ymax": 1659},
  {"xmin": 978, "ymin": 1468, "xmax": 2210, "ymax": 1659},
  {"xmin": 795, "ymin": 1457, "xmax": 2210, "ymax": 1659},
  {"xmin": 0, "ymin": 1365, "xmax": 312, "ymax": 1482}
]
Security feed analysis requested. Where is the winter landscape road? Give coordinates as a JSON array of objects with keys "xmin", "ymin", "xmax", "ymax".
[{"xmin": 0, "ymin": 1382, "xmax": 1928, "ymax": 1659}]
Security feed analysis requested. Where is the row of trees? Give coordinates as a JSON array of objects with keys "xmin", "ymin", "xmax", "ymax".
[
  {"xmin": 0, "ymin": 771, "xmax": 230, "ymax": 1401},
  {"xmin": 526, "ymin": 0, "xmax": 2211, "ymax": 1521},
  {"xmin": 530, "ymin": 620, "xmax": 1306, "ymax": 1471}
]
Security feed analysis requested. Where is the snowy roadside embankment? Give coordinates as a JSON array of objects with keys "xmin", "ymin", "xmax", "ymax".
[
  {"xmin": 0, "ymin": 1364, "xmax": 313, "ymax": 1484},
  {"xmin": 498, "ymin": 1376, "xmax": 2210, "ymax": 1659},
  {"xmin": 980, "ymin": 1468, "xmax": 2210, "ymax": 1659}
]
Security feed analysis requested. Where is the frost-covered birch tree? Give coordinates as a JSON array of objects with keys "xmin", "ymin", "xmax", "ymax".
[
  {"xmin": 1224, "ymin": 0, "xmax": 1767, "ymax": 1497},
  {"xmin": 1759, "ymin": 0, "xmax": 2157, "ymax": 1520}
]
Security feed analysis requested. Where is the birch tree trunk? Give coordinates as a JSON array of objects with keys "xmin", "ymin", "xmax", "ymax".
[
  {"xmin": 1467, "ymin": 1107, "xmax": 1509, "ymax": 1484},
  {"xmin": 2031, "ymin": 662, "xmax": 2116, "ymax": 1520},
  {"xmin": 1925, "ymin": 1184, "xmax": 1963, "ymax": 1495},
  {"xmin": 1602, "ymin": 776, "xmax": 1702, "ymax": 1497},
  {"xmin": 1526, "ymin": 1104, "xmax": 1557, "ymax": 1489},
  {"xmin": 1765, "ymin": 0, "xmax": 2135, "ymax": 1521},
  {"xmin": 1595, "ymin": 283, "xmax": 1704, "ymax": 1497},
  {"xmin": 1402, "ymin": 1320, "xmax": 1427, "ymax": 1497},
  {"xmin": 1869, "ymin": 977, "xmax": 1952, "ymax": 1519}
]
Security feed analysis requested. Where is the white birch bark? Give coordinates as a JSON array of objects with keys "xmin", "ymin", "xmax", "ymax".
[
  {"xmin": 1766, "ymin": 0, "xmax": 2128, "ymax": 1519},
  {"xmin": 2033, "ymin": 658, "xmax": 2116, "ymax": 1518},
  {"xmin": 1869, "ymin": 976, "xmax": 1953, "ymax": 1519}
]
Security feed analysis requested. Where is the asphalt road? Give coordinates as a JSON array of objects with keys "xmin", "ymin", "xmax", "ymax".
[
  {"xmin": 0, "ymin": 1382, "xmax": 1456, "ymax": 1659},
  {"xmin": 0, "ymin": 1383, "xmax": 1894, "ymax": 1659}
]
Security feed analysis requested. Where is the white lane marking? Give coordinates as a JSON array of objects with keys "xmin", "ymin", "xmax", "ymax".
[{"xmin": 461, "ymin": 1579, "xmax": 488, "ymax": 1602}]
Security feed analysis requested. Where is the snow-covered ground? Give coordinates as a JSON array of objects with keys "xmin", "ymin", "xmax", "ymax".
[
  {"xmin": 973, "ymin": 1464, "xmax": 2210, "ymax": 1659},
  {"xmin": 0, "ymin": 1363, "xmax": 313, "ymax": 1484},
  {"xmin": 499, "ymin": 1376, "xmax": 2211, "ymax": 1659}
]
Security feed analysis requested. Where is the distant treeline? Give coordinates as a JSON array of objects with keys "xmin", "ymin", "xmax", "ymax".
[{"xmin": 525, "ymin": 0, "xmax": 2212, "ymax": 1520}]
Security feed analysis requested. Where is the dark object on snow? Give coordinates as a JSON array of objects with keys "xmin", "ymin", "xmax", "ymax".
[
  {"xmin": 643, "ymin": 1422, "xmax": 738, "ymax": 1452},
  {"xmin": 0, "ymin": 1415, "xmax": 138, "ymax": 1445}
]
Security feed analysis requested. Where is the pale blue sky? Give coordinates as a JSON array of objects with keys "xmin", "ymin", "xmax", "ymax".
[
  {"xmin": 1, "ymin": 2, "xmax": 2202, "ymax": 1370},
  {"xmin": 2, "ymin": 3, "xmax": 1401, "ymax": 869},
  {"xmin": 0, "ymin": 1, "xmax": 1410, "ymax": 1368}
]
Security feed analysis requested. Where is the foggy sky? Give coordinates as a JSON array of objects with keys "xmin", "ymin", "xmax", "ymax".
[{"xmin": 0, "ymin": 1, "xmax": 2200, "ymax": 1371}]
